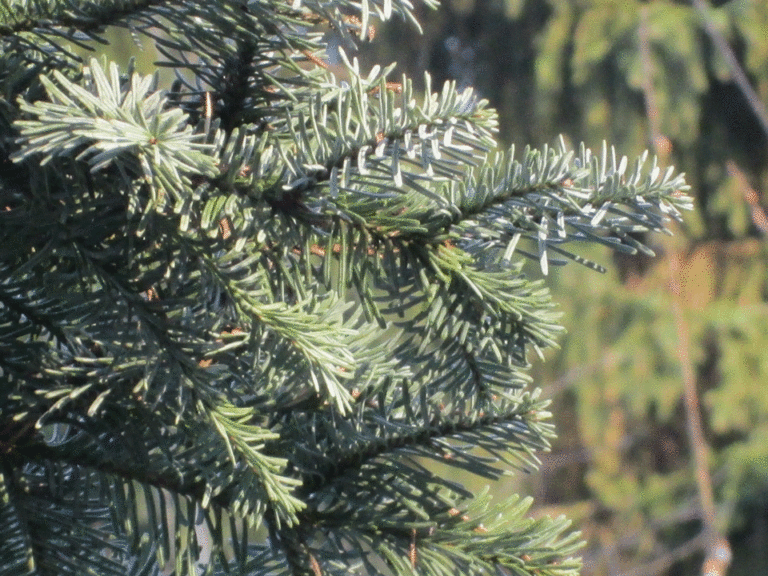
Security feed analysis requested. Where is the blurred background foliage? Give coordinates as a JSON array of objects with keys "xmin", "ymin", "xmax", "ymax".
[{"xmin": 73, "ymin": 0, "xmax": 767, "ymax": 574}]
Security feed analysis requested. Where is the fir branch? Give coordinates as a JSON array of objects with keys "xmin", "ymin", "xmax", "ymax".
[
  {"xmin": 0, "ymin": 0, "xmax": 164, "ymax": 36},
  {"xmin": 1, "ymin": 0, "xmax": 693, "ymax": 573},
  {"xmin": 289, "ymin": 386, "xmax": 552, "ymax": 500},
  {"xmin": 451, "ymin": 140, "xmax": 692, "ymax": 274}
]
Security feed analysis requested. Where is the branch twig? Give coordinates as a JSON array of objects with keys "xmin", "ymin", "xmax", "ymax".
[
  {"xmin": 639, "ymin": 7, "xmax": 732, "ymax": 575},
  {"xmin": 692, "ymin": 0, "xmax": 768, "ymax": 140}
]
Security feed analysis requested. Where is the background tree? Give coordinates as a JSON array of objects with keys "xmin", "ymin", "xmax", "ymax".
[
  {"xmin": 367, "ymin": 0, "xmax": 768, "ymax": 574},
  {"xmin": 0, "ymin": 1, "xmax": 689, "ymax": 575}
]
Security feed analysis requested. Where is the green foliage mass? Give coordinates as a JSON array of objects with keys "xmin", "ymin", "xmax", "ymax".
[{"xmin": 1, "ymin": 0, "xmax": 689, "ymax": 574}]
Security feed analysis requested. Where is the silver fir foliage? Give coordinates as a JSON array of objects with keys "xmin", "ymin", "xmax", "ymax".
[{"xmin": 0, "ymin": 1, "xmax": 690, "ymax": 575}]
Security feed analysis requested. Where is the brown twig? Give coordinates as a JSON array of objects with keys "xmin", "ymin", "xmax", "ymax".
[
  {"xmin": 668, "ymin": 252, "xmax": 716, "ymax": 526},
  {"xmin": 727, "ymin": 159, "xmax": 768, "ymax": 235},
  {"xmin": 692, "ymin": 0, "xmax": 768, "ymax": 140},
  {"xmin": 638, "ymin": 7, "xmax": 731, "ymax": 575}
]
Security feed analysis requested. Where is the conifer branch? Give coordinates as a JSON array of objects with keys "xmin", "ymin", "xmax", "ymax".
[{"xmin": 1, "ymin": 0, "xmax": 690, "ymax": 573}]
